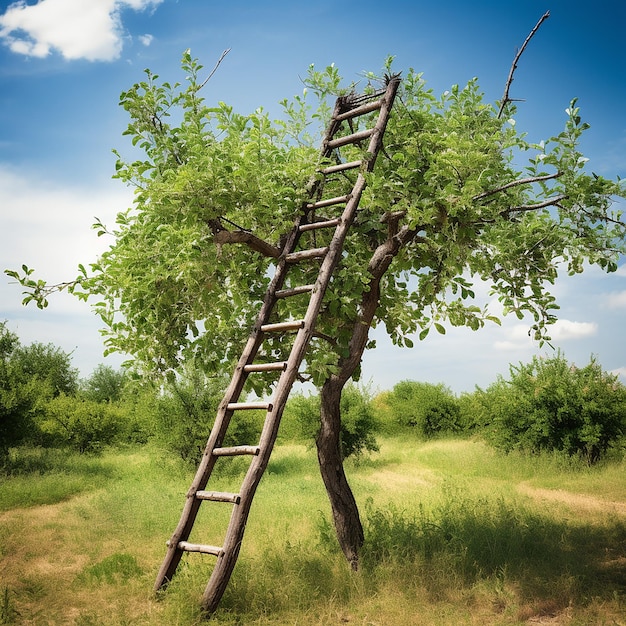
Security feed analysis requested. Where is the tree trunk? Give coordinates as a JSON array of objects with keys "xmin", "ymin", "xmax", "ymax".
[
  {"xmin": 316, "ymin": 375, "xmax": 364, "ymax": 569},
  {"xmin": 315, "ymin": 219, "xmax": 420, "ymax": 569}
]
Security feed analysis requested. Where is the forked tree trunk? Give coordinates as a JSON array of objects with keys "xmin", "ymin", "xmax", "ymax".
[
  {"xmin": 315, "ymin": 219, "xmax": 418, "ymax": 568},
  {"xmin": 316, "ymin": 375, "xmax": 364, "ymax": 569}
]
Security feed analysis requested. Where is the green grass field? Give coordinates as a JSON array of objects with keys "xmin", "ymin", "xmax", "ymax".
[{"xmin": 1, "ymin": 438, "xmax": 625, "ymax": 625}]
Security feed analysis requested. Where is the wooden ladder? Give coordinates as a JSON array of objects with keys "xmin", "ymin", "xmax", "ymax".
[{"xmin": 154, "ymin": 75, "xmax": 401, "ymax": 613}]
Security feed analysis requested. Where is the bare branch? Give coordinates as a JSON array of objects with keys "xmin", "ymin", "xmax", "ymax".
[
  {"xmin": 474, "ymin": 172, "xmax": 562, "ymax": 201},
  {"xmin": 213, "ymin": 229, "xmax": 282, "ymax": 258},
  {"xmin": 501, "ymin": 195, "xmax": 567, "ymax": 216},
  {"xmin": 197, "ymin": 48, "xmax": 231, "ymax": 92},
  {"xmin": 498, "ymin": 11, "xmax": 550, "ymax": 119}
]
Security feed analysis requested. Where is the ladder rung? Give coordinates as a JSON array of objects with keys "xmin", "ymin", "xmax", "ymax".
[
  {"xmin": 177, "ymin": 541, "xmax": 223, "ymax": 556},
  {"xmin": 275, "ymin": 284, "xmax": 315, "ymax": 298},
  {"xmin": 285, "ymin": 247, "xmax": 328, "ymax": 263},
  {"xmin": 335, "ymin": 99, "xmax": 383, "ymax": 121},
  {"xmin": 307, "ymin": 194, "xmax": 352, "ymax": 210},
  {"xmin": 195, "ymin": 490, "xmax": 241, "ymax": 504},
  {"xmin": 326, "ymin": 128, "xmax": 374, "ymax": 149},
  {"xmin": 319, "ymin": 160, "xmax": 363, "ymax": 175},
  {"xmin": 212, "ymin": 445, "xmax": 260, "ymax": 456},
  {"xmin": 243, "ymin": 361, "xmax": 288, "ymax": 372},
  {"xmin": 260, "ymin": 320, "xmax": 304, "ymax": 333},
  {"xmin": 299, "ymin": 218, "xmax": 341, "ymax": 232},
  {"xmin": 227, "ymin": 401, "xmax": 273, "ymax": 411}
]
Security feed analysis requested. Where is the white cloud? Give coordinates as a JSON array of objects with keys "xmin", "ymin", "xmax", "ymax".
[
  {"xmin": 0, "ymin": 0, "xmax": 163, "ymax": 61},
  {"xmin": 494, "ymin": 318, "xmax": 597, "ymax": 351},
  {"xmin": 494, "ymin": 324, "xmax": 534, "ymax": 351},
  {"xmin": 606, "ymin": 290, "xmax": 626, "ymax": 310},
  {"xmin": 549, "ymin": 319, "xmax": 598, "ymax": 341},
  {"xmin": 0, "ymin": 165, "xmax": 131, "ymax": 374},
  {"xmin": 138, "ymin": 33, "xmax": 153, "ymax": 46},
  {"xmin": 494, "ymin": 339, "xmax": 526, "ymax": 352}
]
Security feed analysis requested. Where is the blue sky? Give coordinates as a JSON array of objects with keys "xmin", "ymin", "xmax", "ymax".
[{"xmin": 0, "ymin": 0, "xmax": 624, "ymax": 392}]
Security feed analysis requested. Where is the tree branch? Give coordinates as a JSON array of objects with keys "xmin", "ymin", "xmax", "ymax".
[
  {"xmin": 380, "ymin": 209, "xmax": 407, "ymax": 237},
  {"xmin": 498, "ymin": 11, "xmax": 550, "ymax": 119},
  {"xmin": 579, "ymin": 206, "xmax": 626, "ymax": 226},
  {"xmin": 474, "ymin": 172, "xmax": 562, "ymax": 201},
  {"xmin": 328, "ymin": 225, "xmax": 423, "ymax": 387},
  {"xmin": 312, "ymin": 330, "xmax": 337, "ymax": 346},
  {"xmin": 197, "ymin": 48, "xmax": 231, "ymax": 92},
  {"xmin": 500, "ymin": 195, "xmax": 567, "ymax": 216},
  {"xmin": 213, "ymin": 230, "xmax": 282, "ymax": 258}
]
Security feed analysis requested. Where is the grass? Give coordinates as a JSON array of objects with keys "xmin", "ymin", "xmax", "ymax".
[{"xmin": 0, "ymin": 438, "xmax": 624, "ymax": 625}]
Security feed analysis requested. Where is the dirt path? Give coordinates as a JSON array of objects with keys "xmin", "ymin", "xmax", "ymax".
[{"xmin": 517, "ymin": 483, "xmax": 626, "ymax": 517}]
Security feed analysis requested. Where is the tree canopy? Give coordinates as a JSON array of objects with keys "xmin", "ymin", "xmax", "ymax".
[{"xmin": 8, "ymin": 52, "xmax": 625, "ymax": 389}]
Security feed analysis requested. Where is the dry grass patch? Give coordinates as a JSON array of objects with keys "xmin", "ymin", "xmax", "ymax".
[
  {"xmin": 1, "ymin": 440, "xmax": 624, "ymax": 625},
  {"xmin": 518, "ymin": 483, "xmax": 626, "ymax": 518}
]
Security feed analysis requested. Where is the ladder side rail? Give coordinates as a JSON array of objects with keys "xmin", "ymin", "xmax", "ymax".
[
  {"xmin": 201, "ymin": 76, "xmax": 401, "ymax": 612},
  {"xmin": 361, "ymin": 76, "xmax": 401, "ymax": 173}
]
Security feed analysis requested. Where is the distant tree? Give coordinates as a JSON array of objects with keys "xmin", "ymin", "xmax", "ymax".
[
  {"xmin": 0, "ymin": 321, "xmax": 39, "ymax": 459},
  {"xmin": 7, "ymin": 19, "xmax": 626, "ymax": 565},
  {"xmin": 81, "ymin": 364, "xmax": 127, "ymax": 403},
  {"xmin": 388, "ymin": 380, "xmax": 461, "ymax": 437},
  {"xmin": 476, "ymin": 353, "xmax": 626, "ymax": 464},
  {"xmin": 151, "ymin": 363, "xmax": 254, "ymax": 467},
  {"xmin": 12, "ymin": 341, "xmax": 78, "ymax": 397},
  {"xmin": 0, "ymin": 322, "xmax": 80, "ymax": 461}
]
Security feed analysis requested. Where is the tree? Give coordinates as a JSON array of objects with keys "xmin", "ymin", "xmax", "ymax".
[
  {"xmin": 476, "ymin": 353, "xmax": 626, "ymax": 464},
  {"xmin": 40, "ymin": 393, "xmax": 124, "ymax": 453},
  {"xmin": 388, "ymin": 380, "xmax": 461, "ymax": 437},
  {"xmin": 12, "ymin": 340, "xmax": 78, "ymax": 397},
  {"xmin": 6, "ymin": 18, "xmax": 626, "ymax": 567},
  {"xmin": 81, "ymin": 364, "xmax": 127, "ymax": 403},
  {"xmin": 0, "ymin": 321, "xmax": 78, "ymax": 460},
  {"xmin": 0, "ymin": 321, "xmax": 38, "ymax": 459},
  {"xmin": 151, "ymin": 364, "xmax": 254, "ymax": 468}
]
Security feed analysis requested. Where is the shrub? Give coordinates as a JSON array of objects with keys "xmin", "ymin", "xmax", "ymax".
[
  {"xmin": 477, "ymin": 353, "xmax": 626, "ymax": 463},
  {"xmin": 371, "ymin": 390, "xmax": 397, "ymax": 434},
  {"xmin": 387, "ymin": 380, "xmax": 461, "ymax": 437},
  {"xmin": 338, "ymin": 383, "xmax": 379, "ymax": 459},
  {"xmin": 282, "ymin": 392, "xmax": 319, "ymax": 443},
  {"xmin": 457, "ymin": 391, "xmax": 485, "ymax": 432},
  {"xmin": 1, "ymin": 322, "xmax": 51, "ymax": 461},
  {"xmin": 116, "ymin": 383, "xmax": 157, "ymax": 445},
  {"xmin": 39, "ymin": 394, "xmax": 124, "ymax": 453},
  {"xmin": 283, "ymin": 383, "xmax": 379, "ymax": 459},
  {"xmin": 152, "ymin": 365, "xmax": 259, "ymax": 468}
]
